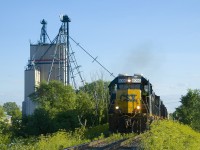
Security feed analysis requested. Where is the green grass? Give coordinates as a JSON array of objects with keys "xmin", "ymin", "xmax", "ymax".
[
  {"xmin": 7, "ymin": 123, "xmax": 137, "ymax": 150},
  {"xmin": 141, "ymin": 120, "xmax": 200, "ymax": 150},
  {"xmin": 7, "ymin": 124, "xmax": 108, "ymax": 150},
  {"xmin": 8, "ymin": 129, "xmax": 88, "ymax": 150}
]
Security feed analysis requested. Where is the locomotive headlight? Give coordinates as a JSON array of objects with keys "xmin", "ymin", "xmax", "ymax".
[
  {"xmin": 115, "ymin": 106, "xmax": 119, "ymax": 110},
  {"xmin": 127, "ymin": 79, "xmax": 131, "ymax": 83},
  {"xmin": 136, "ymin": 105, "xmax": 141, "ymax": 110}
]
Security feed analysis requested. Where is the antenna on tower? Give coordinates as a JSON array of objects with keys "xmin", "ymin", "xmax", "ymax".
[{"xmin": 40, "ymin": 19, "xmax": 47, "ymax": 44}]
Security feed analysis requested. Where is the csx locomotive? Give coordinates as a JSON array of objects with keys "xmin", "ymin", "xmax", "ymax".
[{"xmin": 108, "ymin": 74, "xmax": 168, "ymax": 133}]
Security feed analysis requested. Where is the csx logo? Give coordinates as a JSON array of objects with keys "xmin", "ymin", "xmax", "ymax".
[{"xmin": 120, "ymin": 94, "xmax": 136, "ymax": 101}]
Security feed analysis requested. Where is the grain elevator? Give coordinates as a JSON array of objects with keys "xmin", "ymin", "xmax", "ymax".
[{"xmin": 22, "ymin": 16, "xmax": 71, "ymax": 116}]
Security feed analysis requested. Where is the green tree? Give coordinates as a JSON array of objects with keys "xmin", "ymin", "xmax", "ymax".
[
  {"xmin": 75, "ymin": 91, "xmax": 95, "ymax": 126},
  {"xmin": 53, "ymin": 110, "xmax": 79, "ymax": 131},
  {"xmin": 174, "ymin": 89, "xmax": 200, "ymax": 131},
  {"xmin": 3, "ymin": 102, "xmax": 22, "ymax": 136},
  {"xmin": 0, "ymin": 122, "xmax": 11, "ymax": 150},
  {"xmin": 31, "ymin": 81, "xmax": 76, "ymax": 114},
  {"xmin": 22, "ymin": 81, "xmax": 79, "ymax": 136},
  {"xmin": 3, "ymin": 102, "xmax": 21, "ymax": 118},
  {"xmin": 0, "ymin": 105, "xmax": 5, "ymax": 118},
  {"xmin": 80, "ymin": 80, "xmax": 110, "ymax": 125},
  {"xmin": 0, "ymin": 105, "xmax": 11, "ymax": 149},
  {"xmin": 21, "ymin": 108, "xmax": 53, "ymax": 136}
]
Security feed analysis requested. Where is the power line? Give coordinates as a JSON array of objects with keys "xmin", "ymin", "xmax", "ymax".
[{"xmin": 69, "ymin": 36, "xmax": 115, "ymax": 78}]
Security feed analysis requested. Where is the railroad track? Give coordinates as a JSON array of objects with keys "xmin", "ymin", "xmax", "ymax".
[{"xmin": 64, "ymin": 136, "xmax": 141, "ymax": 150}]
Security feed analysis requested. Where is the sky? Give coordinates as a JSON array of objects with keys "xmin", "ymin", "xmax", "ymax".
[{"xmin": 0, "ymin": 0, "xmax": 200, "ymax": 113}]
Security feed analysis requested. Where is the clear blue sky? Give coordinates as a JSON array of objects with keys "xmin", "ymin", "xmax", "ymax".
[{"xmin": 0, "ymin": 0, "xmax": 200, "ymax": 113}]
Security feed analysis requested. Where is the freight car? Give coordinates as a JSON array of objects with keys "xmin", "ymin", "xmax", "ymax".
[{"xmin": 108, "ymin": 74, "xmax": 168, "ymax": 133}]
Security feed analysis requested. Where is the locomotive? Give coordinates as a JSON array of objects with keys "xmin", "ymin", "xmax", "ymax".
[{"xmin": 108, "ymin": 74, "xmax": 168, "ymax": 133}]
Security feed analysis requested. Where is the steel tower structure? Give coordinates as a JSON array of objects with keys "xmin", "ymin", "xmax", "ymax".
[
  {"xmin": 46, "ymin": 15, "xmax": 71, "ymax": 85},
  {"xmin": 60, "ymin": 15, "xmax": 71, "ymax": 85}
]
